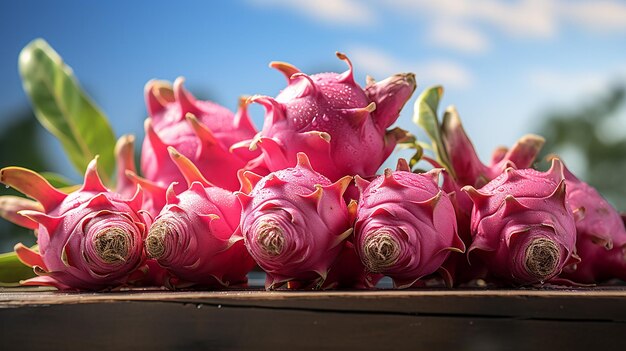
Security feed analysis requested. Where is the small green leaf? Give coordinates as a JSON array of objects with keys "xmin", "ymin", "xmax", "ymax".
[
  {"xmin": 409, "ymin": 147, "xmax": 424, "ymax": 168},
  {"xmin": 19, "ymin": 39, "xmax": 116, "ymax": 185},
  {"xmin": 412, "ymin": 86, "xmax": 454, "ymax": 177},
  {"xmin": 40, "ymin": 172, "xmax": 74, "ymax": 189},
  {"xmin": 0, "ymin": 249, "xmax": 36, "ymax": 286}
]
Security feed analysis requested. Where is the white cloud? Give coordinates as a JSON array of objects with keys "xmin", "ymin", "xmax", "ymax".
[
  {"xmin": 387, "ymin": 0, "xmax": 626, "ymax": 35},
  {"xmin": 428, "ymin": 21, "xmax": 490, "ymax": 54},
  {"xmin": 348, "ymin": 45, "xmax": 474, "ymax": 89},
  {"xmin": 249, "ymin": 0, "xmax": 626, "ymax": 55},
  {"xmin": 385, "ymin": 0, "xmax": 558, "ymax": 39},
  {"xmin": 561, "ymin": 0, "xmax": 626, "ymax": 32},
  {"xmin": 248, "ymin": 0, "xmax": 375, "ymax": 26}
]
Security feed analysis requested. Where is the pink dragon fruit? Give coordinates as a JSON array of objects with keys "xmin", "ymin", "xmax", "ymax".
[
  {"xmin": 354, "ymin": 159, "xmax": 464, "ymax": 288},
  {"xmin": 1, "ymin": 158, "xmax": 148, "ymax": 290},
  {"xmin": 142, "ymin": 78, "xmax": 264, "ymax": 193},
  {"xmin": 420, "ymin": 103, "xmax": 546, "ymax": 285},
  {"xmin": 462, "ymin": 159, "xmax": 578, "ymax": 285},
  {"xmin": 441, "ymin": 106, "xmax": 545, "ymax": 189},
  {"xmin": 237, "ymin": 152, "xmax": 355, "ymax": 289},
  {"xmin": 145, "ymin": 147, "xmax": 255, "ymax": 289},
  {"xmin": 557, "ymin": 163, "xmax": 626, "ymax": 283},
  {"xmin": 235, "ymin": 52, "xmax": 416, "ymax": 182}
]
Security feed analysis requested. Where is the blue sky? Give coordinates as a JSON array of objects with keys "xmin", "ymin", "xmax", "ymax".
[{"xmin": 1, "ymin": 0, "xmax": 625, "ymax": 181}]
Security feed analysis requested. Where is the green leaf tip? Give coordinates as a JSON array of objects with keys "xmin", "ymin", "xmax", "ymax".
[
  {"xmin": 412, "ymin": 85, "xmax": 455, "ymax": 177},
  {"xmin": 18, "ymin": 38, "xmax": 116, "ymax": 185}
]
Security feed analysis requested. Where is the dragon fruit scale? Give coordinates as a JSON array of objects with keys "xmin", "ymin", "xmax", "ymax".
[
  {"xmin": 114, "ymin": 134, "xmax": 167, "ymax": 217},
  {"xmin": 145, "ymin": 147, "xmax": 255, "ymax": 289},
  {"xmin": 235, "ymin": 52, "xmax": 416, "ymax": 182},
  {"xmin": 0, "ymin": 158, "xmax": 149, "ymax": 290},
  {"xmin": 237, "ymin": 152, "xmax": 356, "ymax": 289},
  {"xmin": 142, "ymin": 77, "xmax": 263, "ymax": 192},
  {"xmin": 462, "ymin": 159, "xmax": 578, "ymax": 285},
  {"xmin": 442, "ymin": 106, "xmax": 546, "ymax": 189},
  {"xmin": 557, "ymin": 162, "xmax": 626, "ymax": 284},
  {"xmin": 354, "ymin": 159, "xmax": 465, "ymax": 288}
]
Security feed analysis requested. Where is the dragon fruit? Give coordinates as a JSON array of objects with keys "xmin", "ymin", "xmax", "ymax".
[
  {"xmin": 557, "ymin": 163, "xmax": 626, "ymax": 283},
  {"xmin": 235, "ymin": 52, "xmax": 416, "ymax": 182},
  {"xmin": 442, "ymin": 106, "xmax": 545, "ymax": 189},
  {"xmin": 354, "ymin": 159, "xmax": 464, "ymax": 288},
  {"xmin": 462, "ymin": 159, "xmax": 578, "ymax": 285},
  {"xmin": 237, "ymin": 152, "xmax": 355, "ymax": 289},
  {"xmin": 142, "ymin": 78, "xmax": 263, "ymax": 193},
  {"xmin": 145, "ymin": 147, "xmax": 255, "ymax": 289},
  {"xmin": 418, "ymin": 104, "xmax": 547, "ymax": 285},
  {"xmin": 0, "ymin": 158, "xmax": 148, "ymax": 290}
]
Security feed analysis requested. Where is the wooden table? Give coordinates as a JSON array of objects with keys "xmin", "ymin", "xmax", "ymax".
[{"xmin": 1, "ymin": 287, "xmax": 625, "ymax": 350}]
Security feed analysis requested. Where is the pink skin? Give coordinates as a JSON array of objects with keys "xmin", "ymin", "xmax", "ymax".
[
  {"xmin": 142, "ymin": 78, "xmax": 265, "ymax": 193},
  {"xmin": 424, "ymin": 110, "xmax": 545, "ymax": 286},
  {"xmin": 145, "ymin": 147, "xmax": 255, "ymax": 289},
  {"xmin": 462, "ymin": 159, "xmax": 578, "ymax": 285},
  {"xmin": 558, "ymin": 163, "xmax": 626, "ymax": 283},
  {"xmin": 237, "ymin": 152, "xmax": 356, "ymax": 289},
  {"xmin": 1, "ymin": 158, "xmax": 149, "ymax": 290},
  {"xmin": 235, "ymin": 53, "xmax": 416, "ymax": 182},
  {"xmin": 114, "ymin": 135, "xmax": 168, "ymax": 286},
  {"xmin": 354, "ymin": 159, "xmax": 465, "ymax": 288},
  {"xmin": 115, "ymin": 134, "xmax": 167, "ymax": 218},
  {"xmin": 0, "ymin": 196, "xmax": 43, "ymax": 230},
  {"xmin": 321, "ymin": 240, "xmax": 383, "ymax": 289},
  {"xmin": 442, "ymin": 107, "xmax": 545, "ymax": 189}
]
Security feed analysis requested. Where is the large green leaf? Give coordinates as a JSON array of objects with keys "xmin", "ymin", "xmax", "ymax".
[
  {"xmin": 412, "ymin": 86, "xmax": 454, "ymax": 177},
  {"xmin": 19, "ymin": 38, "xmax": 115, "ymax": 184},
  {"xmin": 40, "ymin": 171, "xmax": 75, "ymax": 189},
  {"xmin": 0, "ymin": 249, "xmax": 36, "ymax": 287}
]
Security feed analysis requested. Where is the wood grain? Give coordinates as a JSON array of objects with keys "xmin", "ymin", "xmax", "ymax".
[{"xmin": 1, "ymin": 288, "xmax": 625, "ymax": 350}]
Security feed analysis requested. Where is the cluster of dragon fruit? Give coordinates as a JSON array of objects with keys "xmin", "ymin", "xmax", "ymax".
[{"xmin": 2, "ymin": 52, "xmax": 625, "ymax": 291}]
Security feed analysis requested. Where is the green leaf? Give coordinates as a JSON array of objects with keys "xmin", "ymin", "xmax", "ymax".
[
  {"xmin": 40, "ymin": 171, "xmax": 74, "ymax": 188},
  {"xmin": 0, "ymin": 249, "xmax": 36, "ymax": 287},
  {"xmin": 19, "ymin": 38, "xmax": 116, "ymax": 185},
  {"xmin": 412, "ymin": 86, "xmax": 454, "ymax": 177},
  {"xmin": 409, "ymin": 147, "xmax": 424, "ymax": 168}
]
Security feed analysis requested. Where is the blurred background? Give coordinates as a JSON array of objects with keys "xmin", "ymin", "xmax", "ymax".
[{"xmin": 0, "ymin": 0, "xmax": 625, "ymax": 251}]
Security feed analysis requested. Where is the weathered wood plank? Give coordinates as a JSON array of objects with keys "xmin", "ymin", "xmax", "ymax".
[
  {"xmin": 2, "ymin": 288, "xmax": 626, "ymax": 350},
  {"xmin": 1, "ymin": 300, "xmax": 624, "ymax": 351},
  {"xmin": 2, "ymin": 288, "xmax": 626, "ymax": 321}
]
